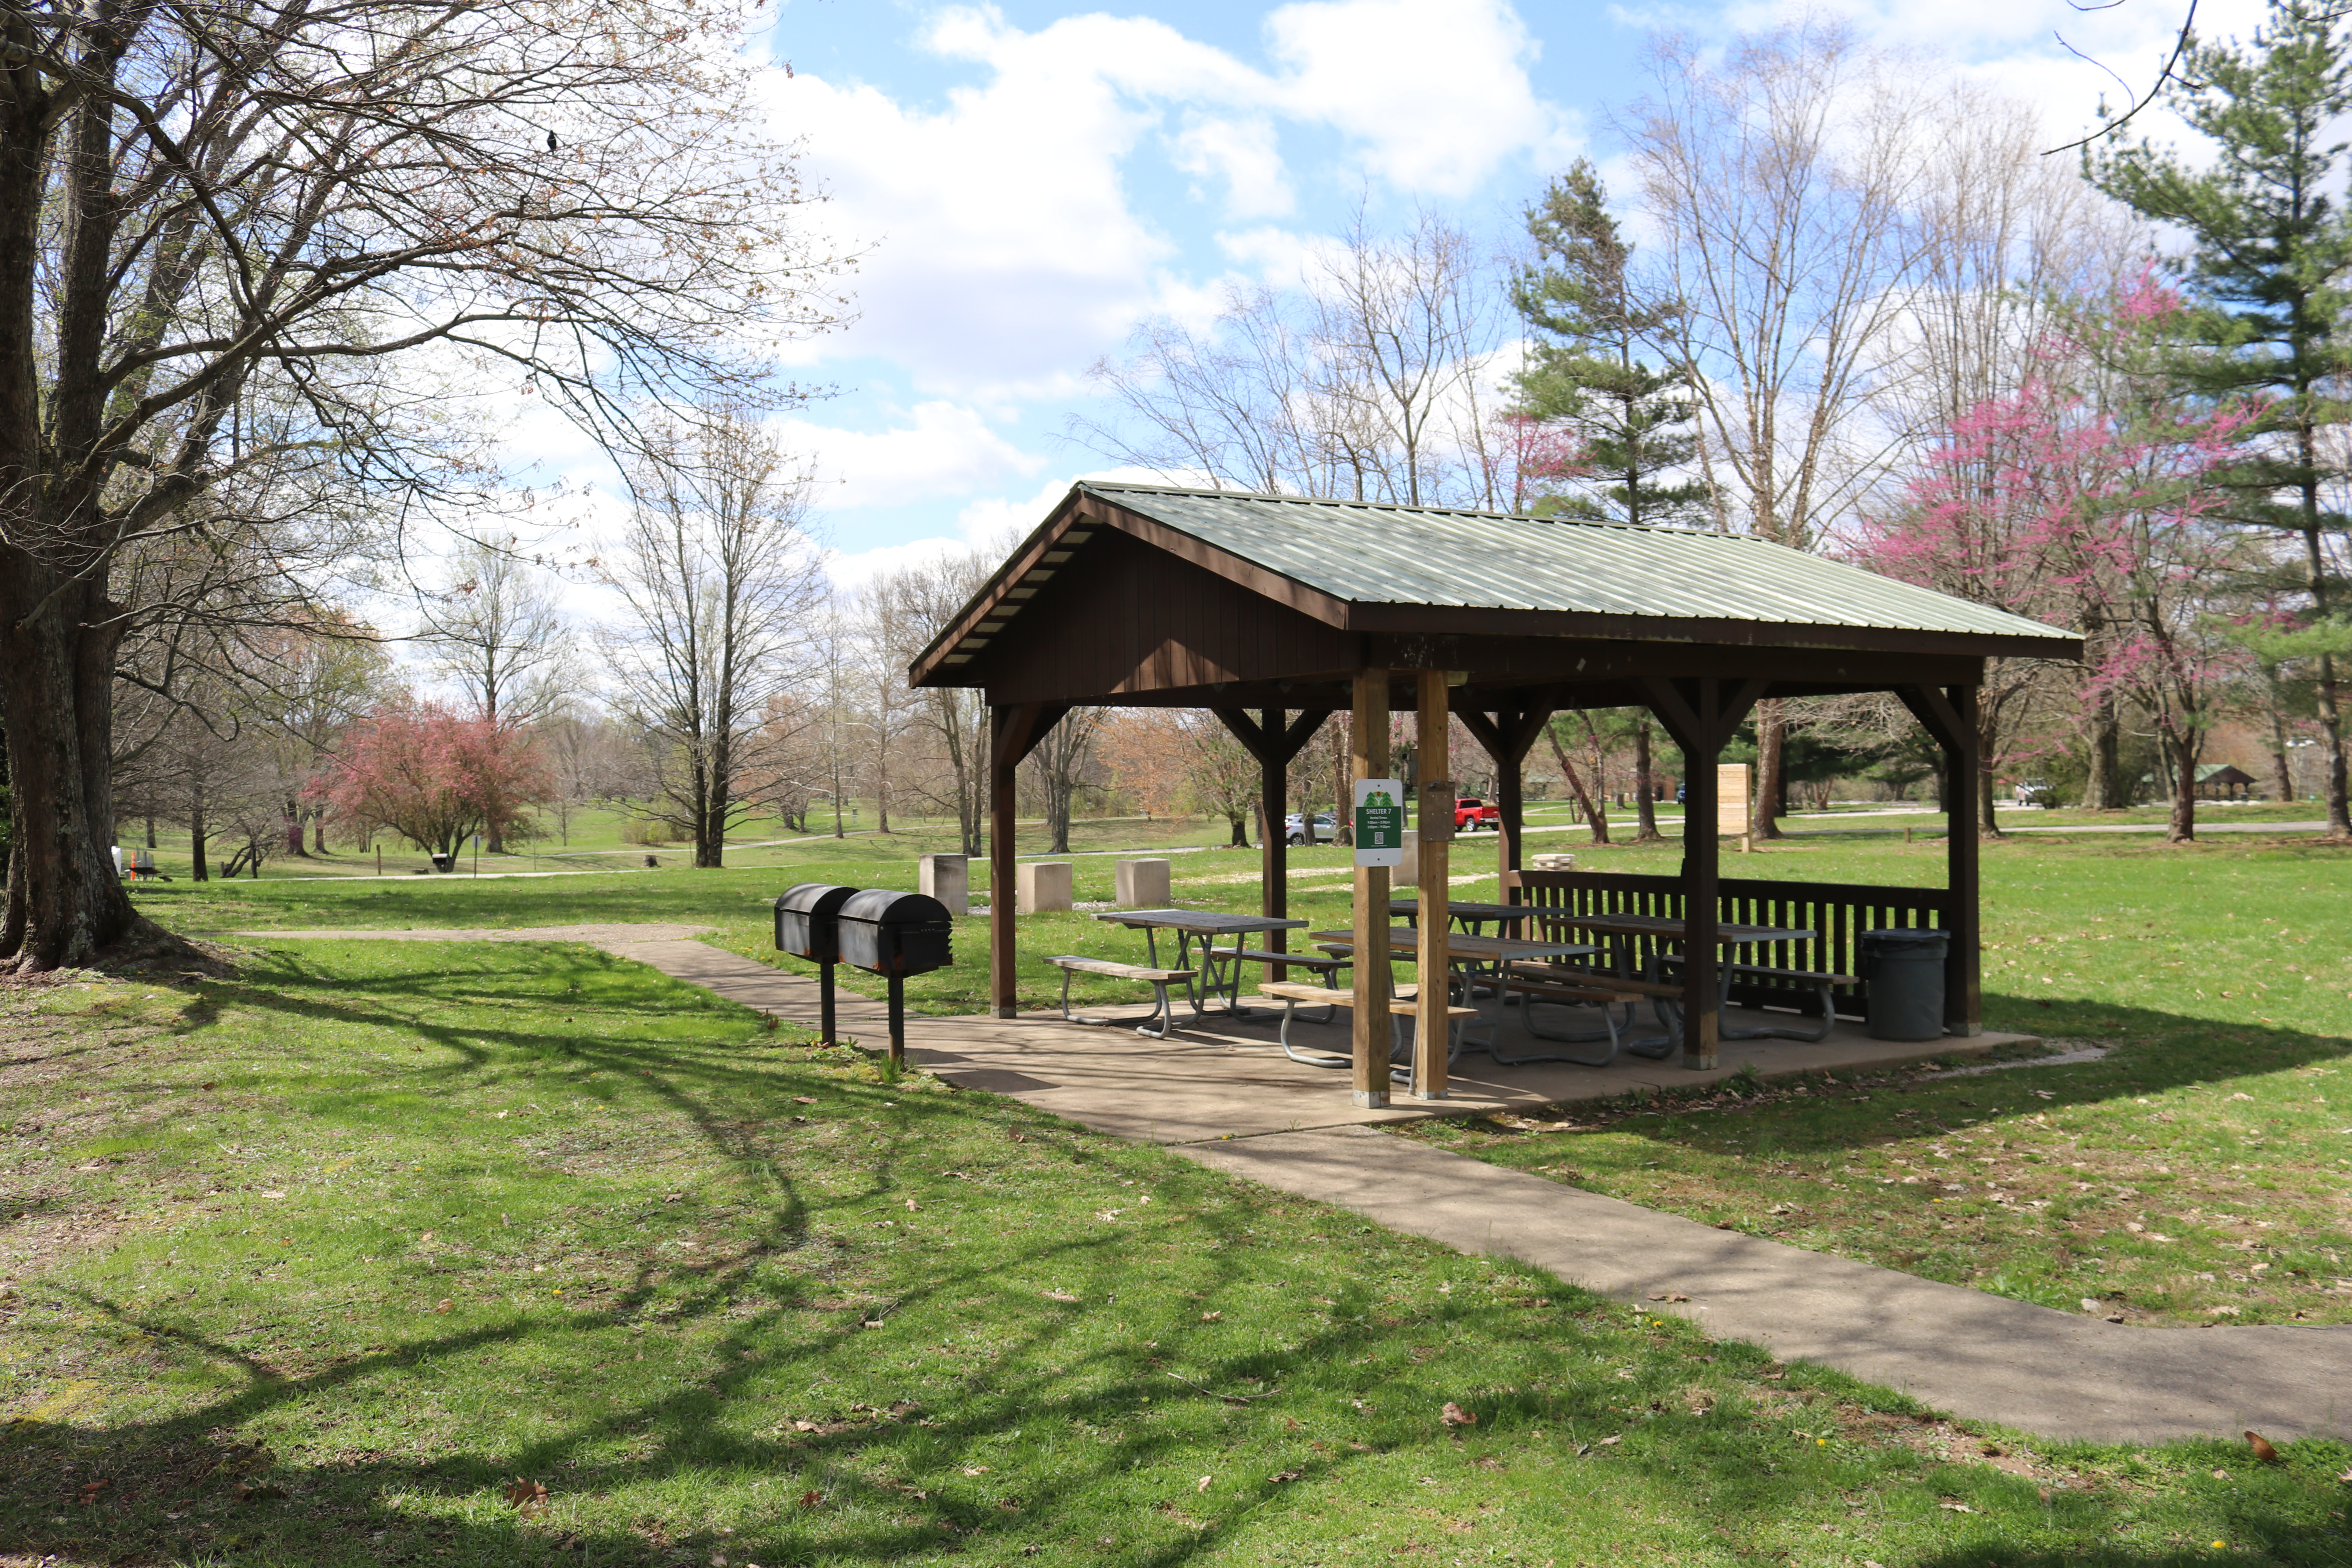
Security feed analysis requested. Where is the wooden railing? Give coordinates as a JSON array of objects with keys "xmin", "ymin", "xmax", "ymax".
[{"xmin": 1514, "ymin": 869, "xmax": 1954, "ymax": 1021}]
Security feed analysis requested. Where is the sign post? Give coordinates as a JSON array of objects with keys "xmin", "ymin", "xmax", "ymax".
[{"xmin": 1352, "ymin": 779, "xmax": 1405, "ymax": 867}]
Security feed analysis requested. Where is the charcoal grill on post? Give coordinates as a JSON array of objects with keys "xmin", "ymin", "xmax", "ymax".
[
  {"xmin": 774, "ymin": 883, "xmax": 858, "ymax": 1043},
  {"xmin": 834, "ymin": 889, "xmax": 955, "ymax": 1068}
]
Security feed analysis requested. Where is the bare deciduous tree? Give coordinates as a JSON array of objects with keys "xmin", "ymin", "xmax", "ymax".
[
  {"xmin": 1628, "ymin": 20, "xmax": 1946, "ymax": 838},
  {"xmin": 602, "ymin": 409, "xmax": 829, "ymax": 868},
  {"xmin": 1076, "ymin": 212, "xmax": 1512, "ymax": 508},
  {"xmin": 0, "ymin": 0, "xmax": 843, "ymax": 971}
]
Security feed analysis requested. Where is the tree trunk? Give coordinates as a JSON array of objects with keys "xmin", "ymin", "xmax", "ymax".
[
  {"xmin": 190, "ymin": 780, "xmax": 210, "ymax": 883},
  {"xmin": 144, "ymin": 815, "xmax": 156, "ymax": 849},
  {"xmin": 1228, "ymin": 812, "xmax": 1250, "ymax": 848},
  {"xmin": 1544, "ymin": 727, "xmax": 1608, "ymax": 845},
  {"xmin": 1331, "ymin": 717, "xmax": 1352, "ymax": 846},
  {"xmin": 2082, "ymin": 688, "xmax": 2122, "ymax": 808},
  {"xmin": 1632, "ymin": 719, "xmax": 1661, "ymax": 841},
  {"xmin": 1582, "ymin": 715, "xmax": 1613, "ymax": 846},
  {"xmin": 2164, "ymin": 730, "xmax": 2198, "ymax": 844},
  {"xmin": 0, "ymin": 571, "xmax": 140, "ymax": 969},
  {"xmin": 1751, "ymin": 698, "xmax": 1785, "ymax": 839},
  {"xmin": 283, "ymin": 801, "xmax": 307, "ymax": 856}
]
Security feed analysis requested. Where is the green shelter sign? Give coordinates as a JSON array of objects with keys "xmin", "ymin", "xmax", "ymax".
[{"xmin": 1353, "ymin": 778, "xmax": 1404, "ymax": 867}]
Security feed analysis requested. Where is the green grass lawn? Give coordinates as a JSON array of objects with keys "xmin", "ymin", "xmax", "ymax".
[
  {"xmin": 128, "ymin": 819, "xmax": 2352, "ymax": 1323},
  {"xmin": 7, "ymin": 942, "xmax": 2351, "ymax": 1567}
]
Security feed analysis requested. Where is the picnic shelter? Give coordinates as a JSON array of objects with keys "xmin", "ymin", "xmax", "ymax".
[{"xmin": 908, "ymin": 482, "xmax": 2082, "ymax": 1107}]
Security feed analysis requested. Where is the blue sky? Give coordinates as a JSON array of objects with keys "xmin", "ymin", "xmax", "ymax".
[{"xmin": 533, "ymin": 0, "xmax": 2251, "ymax": 593}]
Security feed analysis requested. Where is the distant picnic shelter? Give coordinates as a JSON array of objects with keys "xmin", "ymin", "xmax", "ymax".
[{"xmin": 909, "ymin": 483, "xmax": 2082, "ymax": 1107}]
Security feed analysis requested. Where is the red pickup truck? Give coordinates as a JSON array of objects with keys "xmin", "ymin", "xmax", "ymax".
[{"xmin": 1453, "ymin": 797, "xmax": 1501, "ymax": 832}]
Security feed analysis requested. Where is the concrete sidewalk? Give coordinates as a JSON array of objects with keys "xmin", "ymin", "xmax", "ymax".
[{"xmin": 236, "ymin": 924, "xmax": 2352, "ymax": 1443}]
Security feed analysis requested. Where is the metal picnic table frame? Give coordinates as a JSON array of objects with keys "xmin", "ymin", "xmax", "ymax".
[
  {"xmin": 1091, "ymin": 909, "xmax": 1308, "ymax": 1019},
  {"xmin": 1310, "ymin": 927, "xmax": 1603, "ymax": 1065}
]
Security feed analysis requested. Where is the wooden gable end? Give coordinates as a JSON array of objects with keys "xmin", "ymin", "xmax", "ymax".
[{"xmin": 973, "ymin": 527, "xmax": 1357, "ymax": 705}]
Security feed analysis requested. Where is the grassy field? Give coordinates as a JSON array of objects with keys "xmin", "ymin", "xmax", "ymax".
[
  {"xmin": 126, "ymin": 818, "xmax": 2352, "ymax": 1327},
  {"xmin": 7, "ymin": 940, "xmax": 2351, "ymax": 1567}
]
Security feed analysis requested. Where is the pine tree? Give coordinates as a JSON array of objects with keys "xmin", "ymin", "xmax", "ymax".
[
  {"xmin": 1508, "ymin": 161, "xmax": 1710, "ymax": 529},
  {"xmin": 2089, "ymin": 0, "xmax": 2352, "ymax": 838}
]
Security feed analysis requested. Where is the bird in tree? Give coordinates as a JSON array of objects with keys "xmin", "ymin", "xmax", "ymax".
[
  {"xmin": 1507, "ymin": 160, "xmax": 1711, "ymax": 531},
  {"xmin": 2087, "ymin": 0, "xmax": 2352, "ymax": 839}
]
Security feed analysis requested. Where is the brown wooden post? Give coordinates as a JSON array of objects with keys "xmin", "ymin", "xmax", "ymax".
[
  {"xmin": 989, "ymin": 713, "xmax": 1021, "ymax": 1019},
  {"xmin": 1495, "ymin": 738, "xmax": 1523, "ymax": 898},
  {"xmin": 1944, "ymin": 683, "xmax": 1983, "ymax": 1035},
  {"xmin": 1350, "ymin": 667, "xmax": 1392, "ymax": 1107},
  {"xmin": 1896, "ymin": 681, "xmax": 1985, "ymax": 1039},
  {"xmin": 1414, "ymin": 670, "xmax": 1452, "ymax": 1100},
  {"xmin": 1260, "ymin": 707, "xmax": 1288, "ymax": 978},
  {"xmin": 987, "ymin": 702, "xmax": 1063, "ymax": 1020},
  {"xmin": 1679, "ymin": 680, "xmax": 1722, "ymax": 1071}
]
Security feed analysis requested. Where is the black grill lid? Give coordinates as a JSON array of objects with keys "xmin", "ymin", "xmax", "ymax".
[
  {"xmin": 779, "ymin": 883, "xmax": 858, "ymax": 917},
  {"xmin": 837, "ymin": 888, "xmax": 953, "ymax": 926}
]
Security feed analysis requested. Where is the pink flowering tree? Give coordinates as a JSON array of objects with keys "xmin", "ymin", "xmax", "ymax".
[
  {"xmin": 1854, "ymin": 276, "xmax": 2254, "ymax": 841},
  {"xmin": 315, "ymin": 701, "xmax": 555, "ymax": 858}
]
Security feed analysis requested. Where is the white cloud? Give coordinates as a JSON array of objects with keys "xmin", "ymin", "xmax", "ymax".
[
  {"xmin": 1265, "ymin": 0, "xmax": 1580, "ymax": 192},
  {"xmin": 775, "ymin": 401, "xmax": 1047, "ymax": 513},
  {"xmin": 1172, "ymin": 113, "xmax": 1296, "ymax": 218},
  {"xmin": 757, "ymin": 2, "xmax": 1580, "ymax": 394}
]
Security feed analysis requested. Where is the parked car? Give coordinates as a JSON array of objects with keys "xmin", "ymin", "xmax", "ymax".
[
  {"xmin": 1453, "ymin": 797, "xmax": 1501, "ymax": 832},
  {"xmin": 1284, "ymin": 811, "xmax": 1336, "ymax": 846}
]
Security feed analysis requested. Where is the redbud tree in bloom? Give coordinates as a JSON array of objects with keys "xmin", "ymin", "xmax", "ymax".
[
  {"xmin": 316, "ymin": 703, "xmax": 555, "ymax": 858},
  {"xmin": 1855, "ymin": 276, "xmax": 2256, "ymax": 841}
]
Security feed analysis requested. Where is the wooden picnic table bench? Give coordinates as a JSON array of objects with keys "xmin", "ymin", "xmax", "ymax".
[
  {"xmin": 1046, "ymin": 955, "xmax": 1198, "ymax": 1039},
  {"xmin": 1253, "ymin": 980, "xmax": 1475, "ymax": 1082},
  {"xmin": 1497, "ymin": 963, "xmax": 1683, "ymax": 1066},
  {"xmin": 1653, "ymin": 953, "xmax": 1858, "ymax": 1042}
]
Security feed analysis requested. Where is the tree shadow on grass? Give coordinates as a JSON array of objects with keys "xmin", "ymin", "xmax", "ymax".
[{"xmin": 12, "ymin": 946, "xmax": 2350, "ymax": 1566}]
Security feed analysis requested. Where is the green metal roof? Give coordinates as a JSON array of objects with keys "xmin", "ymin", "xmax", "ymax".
[{"xmin": 1083, "ymin": 482, "xmax": 2073, "ymax": 644}]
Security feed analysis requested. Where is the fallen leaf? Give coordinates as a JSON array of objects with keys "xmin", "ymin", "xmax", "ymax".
[
  {"xmin": 905, "ymin": 1198, "xmax": 918, "ymax": 1211},
  {"xmin": 1440, "ymin": 1402, "xmax": 1477, "ymax": 1427},
  {"xmin": 799, "ymin": 1490, "xmax": 824, "ymax": 1507},
  {"xmin": 2246, "ymin": 1430, "xmax": 2282, "ymax": 1464},
  {"xmin": 1196, "ymin": 1475, "xmax": 1213, "ymax": 1493},
  {"xmin": 1043, "ymin": 1290, "xmax": 1080, "ymax": 1303},
  {"xmin": 793, "ymin": 1420, "xmax": 818, "ymax": 1432},
  {"xmin": 504, "ymin": 1479, "xmax": 549, "ymax": 1512},
  {"xmin": 1200, "ymin": 1310, "xmax": 1221, "ymax": 1322},
  {"xmin": 2335, "ymin": 1466, "xmax": 2352, "ymax": 1483},
  {"xmin": 76, "ymin": 1479, "xmax": 109, "ymax": 1503},
  {"xmin": 1939, "ymin": 1501, "xmax": 1974, "ymax": 1514},
  {"xmin": 964, "ymin": 1466, "xmax": 990, "ymax": 1476},
  {"xmin": 1474, "ymin": 1455, "xmax": 1505, "ymax": 1470},
  {"xmin": 1269, "ymin": 1469, "xmax": 1304, "ymax": 1483},
  {"xmin": 435, "ymin": 1299, "xmax": 453, "ymax": 1313},
  {"xmin": 1597, "ymin": 1434, "xmax": 1621, "ymax": 1446}
]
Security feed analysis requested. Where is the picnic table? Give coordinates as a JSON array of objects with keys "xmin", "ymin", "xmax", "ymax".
[
  {"xmin": 1388, "ymin": 897, "xmax": 1535, "ymax": 935},
  {"xmin": 1091, "ymin": 909, "xmax": 1308, "ymax": 1018},
  {"xmin": 1516, "ymin": 910, "xmax": 1818, "ymax": 1044},
  {"xmin": 1309, "ymin": 927, "xmax": 1602, "ymax": 1061}
]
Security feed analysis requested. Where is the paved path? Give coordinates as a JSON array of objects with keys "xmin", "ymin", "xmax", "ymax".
[{"xmin": 236, "ymin": 924, "xmax": 2352, "ymax": 1443}]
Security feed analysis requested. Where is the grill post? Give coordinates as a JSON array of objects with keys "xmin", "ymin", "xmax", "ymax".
[{"xmin": 887, "ymin": 971, "xmax": 906, "ymax": 1070}]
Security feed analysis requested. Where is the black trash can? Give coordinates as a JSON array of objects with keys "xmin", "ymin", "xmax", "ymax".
[
  {"xmin": 430, "ymin": 853, "xmax": 454, "ymax": 873},
  {"xmin": 1858, "ymin": 927, "xmax": 1948, "ymax": 1041}
]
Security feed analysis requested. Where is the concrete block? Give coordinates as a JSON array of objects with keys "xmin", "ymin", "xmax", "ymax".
[
  {"xmin": 1114, "ymin": 858, "xmax": 1169, "ymax": 907},
  {"xmin": 1016, "ymin": 860, "xmax": 1073, "ymax": 915},
  {"xmin": 919, "ymin": 854, "xmax": 969, "ymax": 916}
]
